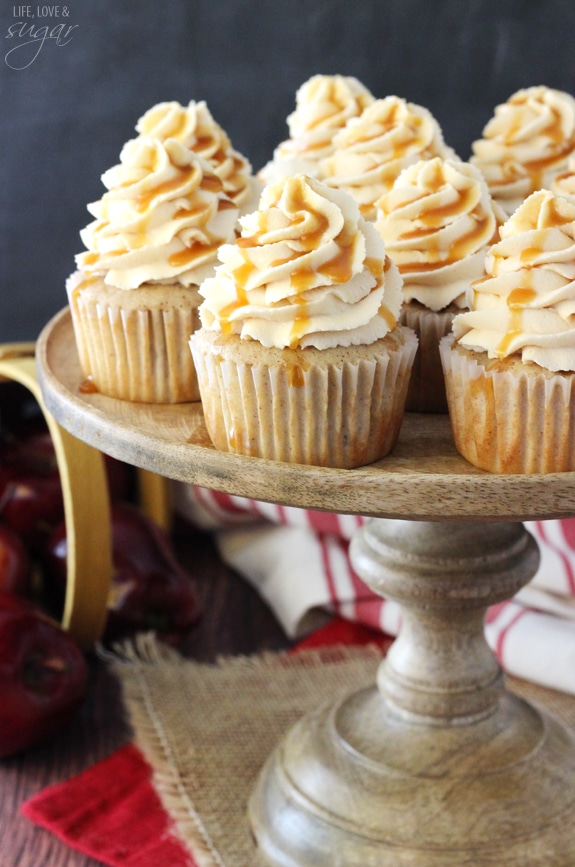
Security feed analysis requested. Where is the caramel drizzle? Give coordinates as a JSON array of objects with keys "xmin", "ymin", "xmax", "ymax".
[{"xmin": 218, "ymin": 181, "xmax": 393, "ymax": 342}]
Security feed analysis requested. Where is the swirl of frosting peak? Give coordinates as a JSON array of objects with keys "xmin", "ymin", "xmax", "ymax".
[
  {"xmin": 259, "ymin": 75, "xmax": 374, "ymax": 185},
  {"xmin": 319, "ymin": 96, "xmax": 455, "ymax": 219},
  {"xmin": 452, "ymin": 189, "xmax": 575, "ymax": 371},
  {"xmin": 471, "ymin": 86, "xmax": 575, "ymax": 217},
  {"xmin": 135, "ymin": 100, "xmax": 261, "ymax": 212},
  {"xmin": 76, "ymin": 136, "xmax": 239, "ymax": 290},
  {"xmin": 198, "ymin": 174, "xmax": 403, "ymax": 350},
  {"xmin": 375, "ymin": 157, "xmax": 502, "ymax": 311}
]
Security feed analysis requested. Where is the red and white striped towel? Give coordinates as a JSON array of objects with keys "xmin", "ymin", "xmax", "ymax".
[{"xmin": 174, "ymin": 484, "xmax": 575, "ymax": 695}]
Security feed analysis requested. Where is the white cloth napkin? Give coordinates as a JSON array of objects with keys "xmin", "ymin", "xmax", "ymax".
[{"xmin": 174, "ymin": 483, "xmax": 575, "ymax": 695}]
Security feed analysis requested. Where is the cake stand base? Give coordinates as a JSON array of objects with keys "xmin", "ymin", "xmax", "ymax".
[{"xmin": 249, "ymin": 520, "xmax": 575, "ymax": 866}]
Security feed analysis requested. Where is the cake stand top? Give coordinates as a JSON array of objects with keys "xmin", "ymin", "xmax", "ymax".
[{"xmin": 35, "ymin": 307, "xmax": 575, "ymax": 522}]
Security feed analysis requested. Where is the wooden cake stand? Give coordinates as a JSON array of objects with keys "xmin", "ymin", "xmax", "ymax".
[{"xmin": 36, "ymin": 307, "xmax": 575, "ymax": 866}]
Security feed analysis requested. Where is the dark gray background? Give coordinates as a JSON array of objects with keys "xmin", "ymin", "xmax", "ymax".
[{"xmin": 2, "ymin": 0, "xmax": 575, "ymax": 342}]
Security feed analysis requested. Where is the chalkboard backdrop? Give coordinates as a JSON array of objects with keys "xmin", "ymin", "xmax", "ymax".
[{"xmin": 2, "ymin": 0, "xmax": 575, "ymax": 342}]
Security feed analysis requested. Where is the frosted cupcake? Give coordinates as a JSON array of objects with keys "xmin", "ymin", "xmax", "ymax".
[
  {"xmin": 259, "ymin": 74, "xmax": 374, "ymax": 185},
  {"xmin": 68, "ymin": 136, "xmax": 239, "ymax": 403},
  {"xmin": 319, "ymin": 95, "xmax": 456, "ymax": 220},
  {"xmin": 470, "ymin": 86, "xmax": 575, "ymax": 217},
  {"xmin": 375, "ymin": 157, "xmax": 503, "ymax": 412},
  {"xmin": 189, "ymin": 173, "xmax": 418, "ymax": 468},
  {"xmin": 135, "ymin": 99, "xmax": 262, "ymax": 216},
  {"xmin": 440, "ymin": 189, "xmax": 575, "ymax": 473}
]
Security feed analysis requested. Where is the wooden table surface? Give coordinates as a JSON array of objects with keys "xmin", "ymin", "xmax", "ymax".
[{"xmin": 0, "ymin": 519, "xmax": 291, "ymax": 867}]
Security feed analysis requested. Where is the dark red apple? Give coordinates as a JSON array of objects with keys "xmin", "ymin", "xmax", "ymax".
[
  {"xmin": 0, "ymin": 521, "xmax": 31, "ymax": 597},
  {"xmin": 0, "ymin": 594, "xmax": 87, "ymax": 758},
  {"xmin": 42, "ymin": 502, "xmax": 201, "ymax": 644},
  {"xmin": 0, "ymin": 472, "xmax": 64, "ymax": 547}
]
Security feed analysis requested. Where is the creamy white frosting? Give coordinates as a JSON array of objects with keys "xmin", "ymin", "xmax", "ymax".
[
  {"xmin": 134, "ymin": 100, "xmax": 262, "ymax": 215},
  {"xmin": 259, "ymin": 75, "xmax": 374, "ymax": 184},
  {"xmin": 453, "ymin": 189, "xmax": 575, "ymax": 371},
  {"xmin": 471, "ymin": 86, "xmax": 575, "ymax": 217},
  {"xmin": 552, "ymin": 156, "xmax": 575, "ymax": 199},
  {"xmin": 318, "ymin": 96, "xmax": 456, "ymax": 220},
  {"xmin": 375, "ymin": 157, "xmax": 502, "ymax": 311},
  {"xmin": 76, "ymin": 137, "xmax": 240, "ymax": 290},
  {"xmin": 198, "ymin": 173, "xmax": 403, "ymax": 350}
]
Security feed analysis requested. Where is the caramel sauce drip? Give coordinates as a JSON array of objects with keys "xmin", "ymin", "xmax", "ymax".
[
  {"xmin": 194, "ymin": 134, "xmax": 219, "ymax": 153},
  {"xmin": 519, "ymin": 243, "xmax": 543, "ymax": 266},
  {"xmin": 497, "ymin": 306, "xmax": 523, "ymax": 356},
  {"xmin": 379, "ymin": 303, "xmax": 396, "ymax": 330},
  {"xmin": 507, "ymin": 287, "xmax": 536, "ymax": 307},
  {"xmin": 219, "ymin": 285, "xmax": 248, "ymax": 334},
  {"xmin": 201, "ymin": 174, "xmax": 225, "ymax": 194},
  {"xmin": 135, "ymin": 166, "xmax": 199, "ymax": 212},
  {"xmin": 398, "ymin": 215, "xmax": 492, "ymax": 273},
  {"xmin": 281, "ymin": 347, "xmax": 309, "ymax": 387},
  {"xmin": 79, "ymin": 376, "xmax": 98, "ymax": 394},
  {"xmin": 502, "ymin": 100, "xmax": 574, "ymax": 189},
  {"xmin": 398, "ymin": 183, "xmax": 478, "ymax": 237},
  {"xmin": 288, "ymin": 298, "xmax": 310, "ymax": 350},
  {"xmin": 168, "ymin": 241, "xmax": 221, "ymax": 268}
]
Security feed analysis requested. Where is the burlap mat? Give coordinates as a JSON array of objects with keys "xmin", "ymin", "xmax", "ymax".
[{"xmin": 107, "ymin": 635, "xmax": 575, "ymax": 867}]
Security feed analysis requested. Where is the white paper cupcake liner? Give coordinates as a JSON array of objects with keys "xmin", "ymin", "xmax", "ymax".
[
  {"xmin": 190, "ymin": 329, "xmax": 418, "ymax": 468},
  {"xmin": 440, "ymin": 334, "xmax": 575, "ymax": 473},
  {"xmin": 68, "ymin": 289, "xmax": 200, "ymax": 403},
  {"xmin": 400, "ymin": 303, "xmax": 457, "ymax": 413}
]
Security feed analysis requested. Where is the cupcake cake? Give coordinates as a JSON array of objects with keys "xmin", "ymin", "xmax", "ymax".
[
  {"xmin": 259, "ymin": 74, "xmax": 374, "ymax": 185},
  {"xmin": 68, "ymin": 136, "xmax": 239, "ymax": 403},
  {"xmin": 375, "ymin": 156, "xmax": 503, "ymax": 412},
  {"xmin": 440, "ymin": 188, "xmax": 575, "ymax": 473},
  {"xmin": 318, "ymin": 95, "xmax": 456, "ymax": 220},
  {"xmin": 470, "ymin": 85, "xmax": 575, "ymax": 217},
  {"xmin": 135, "ymin": 99, "xmax": 262, "ymax": 216},
  {"xmin": 189, "ymin": 173, "xmax": 418, "ymax": 468}
]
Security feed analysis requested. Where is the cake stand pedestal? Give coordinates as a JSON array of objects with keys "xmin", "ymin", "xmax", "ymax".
[{"xmin": 36, "ymin": 308, "xmax": 575, "ymax": 866}]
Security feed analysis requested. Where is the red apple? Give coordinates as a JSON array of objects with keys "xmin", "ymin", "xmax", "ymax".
[
  {"xmin": 0, "ymin": 594, "xmax": 87, "ymax": 758},
  {"xmin": 0, "ymin": 472, "xmax": 64, "ymax": 548},
  {"xmin": 0, "ymin": 521, "xmax": 31, "ymax": 597},
  {"xmin": 42, "ymin": 502, "xmax": 201, "ymax": 644}
]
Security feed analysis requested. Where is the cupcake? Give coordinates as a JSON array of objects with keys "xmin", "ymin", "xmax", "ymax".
[
  {"xmin": 189, "ymin": 173, "xmax": 418, "ymax": 468},
  {"xmin": 68, "ymin": 136, "xmax": 239, "ymax": 403},
  {"xmin": 318, "ymin": 95, "xmax": 456, "ymax": 220},
  {"xmin": 258, "ymin": 74, "xmax": 374, "ymax": 185},
  {"xmin": 375, "ymin": 156, "xmax": 503, "ymax": 412},
  {"xmin": 440, "ymin": 189, "xmax": 575, "ymax": 473},
  {"xmin": 135, "ymin": 99, "xmax": 262, "ymax": 215},
  {"xmin": 470, "ymin": 85, "xmax": 575, "ymax": 217}
]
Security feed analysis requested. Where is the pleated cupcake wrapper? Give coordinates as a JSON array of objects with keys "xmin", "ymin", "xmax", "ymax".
[
  {"xmin": 440, "ymin": 334, "xmax": 575, "ymax": 473},
  {"xmin": 68, "ymin": 292, "xmax": 200, "ymax": 403},
  {"xmin": 400, "ymin": 304, "xmax": 456, "ymax": 413},
  {"xmin": 190, "ymin": 331, "xmax": 418, "ymax": 468}
]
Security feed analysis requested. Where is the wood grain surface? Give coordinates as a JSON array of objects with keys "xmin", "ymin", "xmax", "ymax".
[
  {"xmin": 35, "ymin": 308, "xmax": 575, "ymax": 522},
  {"xmin": 0, "ymin": 523, "xmax": 290, "ymax": 867}
]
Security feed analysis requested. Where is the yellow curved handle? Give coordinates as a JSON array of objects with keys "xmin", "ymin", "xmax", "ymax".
[{"xmin": 0, "ymin": 344, "xmax": 112, "ymax": 650}]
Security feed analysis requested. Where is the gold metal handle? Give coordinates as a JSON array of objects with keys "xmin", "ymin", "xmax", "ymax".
[{"xmin": 0, "ymin": 344, "xmax": 111, "ymax": 650}]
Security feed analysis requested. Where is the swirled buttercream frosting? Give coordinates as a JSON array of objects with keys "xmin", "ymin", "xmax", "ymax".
[
  {"xmin": 259, "ymin": 75, "xmax": 374, "ymax": 183},
  {"xmin": 452, "ymin": 188, "xmax": 575, "ymax": 371},
  {"xmin": 319, "ymin": 96, "xmax": 455, "ymax": 219},
  {"xmin": 198, "ymin": 173, "xmax": 403, "ymax": 350},
  {"xmin": 375, "ymin": 157, "xmax": 502, "ymax": 311},
  {"xmin": 135, "ymin": 100, "xmax": 261, "ymax": 212},
  {"xmin": 471, "ymin": 86, "xmax": 575, "ymax": 217},
  {"xmin": 76, "ymin": 136, "xmax": 240, "ymax": 290}
]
